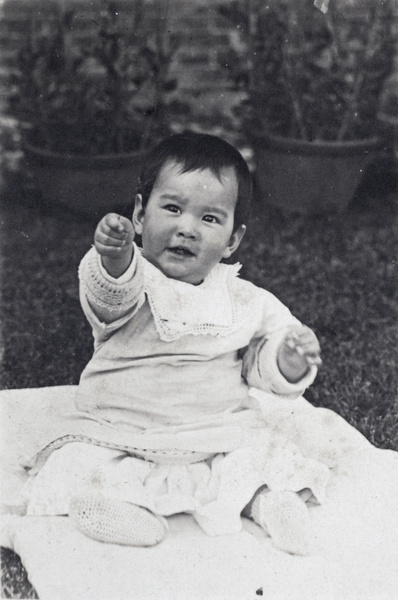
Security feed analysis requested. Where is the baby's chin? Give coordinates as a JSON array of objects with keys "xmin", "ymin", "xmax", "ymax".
[
  {"xmin": 158, "ymin": 261, "xmax": 208, "ymax": 286},
  {"xmin": 142, "ymin": 250, "xmax": 220, "ymax": 285}
]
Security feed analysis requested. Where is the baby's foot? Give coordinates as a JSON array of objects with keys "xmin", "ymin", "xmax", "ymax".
[
  {"xmin": 254, "ymin": 490, "xmax": 312, "ymax": 555},
  {"xmin": 69, "ymin": 493, "xmax": 166, "ymax": 546}
]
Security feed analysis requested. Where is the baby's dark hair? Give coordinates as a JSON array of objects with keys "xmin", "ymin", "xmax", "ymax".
[{"xmin": 137, "ymin": 132, "xmax": 252, "ymax": 231}]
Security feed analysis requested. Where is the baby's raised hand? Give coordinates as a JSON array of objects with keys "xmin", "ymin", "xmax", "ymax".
[
  {"xmin": 94, "ymin": 213, "xmax": 135, "ymax": 278},
  {"xmin": 94, "ymin": 213, "xmax": 134, "ymax": 258},
  {"xmin": 278, "ymin": 326, "xmax": 322, "ymax": 383}
]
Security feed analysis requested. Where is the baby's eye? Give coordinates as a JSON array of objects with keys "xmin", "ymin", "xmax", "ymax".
[
  {"xmin": 164, "ymin": 204, "xmax": 181, "ymax": 214},
  {"xmin": 202, "ymin": 215, "xmax": 221, "ymax": 224}
]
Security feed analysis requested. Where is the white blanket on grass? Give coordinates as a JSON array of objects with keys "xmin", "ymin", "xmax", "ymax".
[{"xmin": 1, "ymin": 385, "xmax": 398, "ymax": 600}]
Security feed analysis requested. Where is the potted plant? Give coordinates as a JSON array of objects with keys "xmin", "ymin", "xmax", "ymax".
[
  {"xmin": 8, "ymin": 1, "xmax": 177, "ymax": 219},
  {"xmin": 219, "ymin": 0, "xmax": 395, "ymax": 213}
]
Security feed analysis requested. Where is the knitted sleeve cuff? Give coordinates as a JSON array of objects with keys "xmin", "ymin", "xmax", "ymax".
[
  {"xmin": 243, "ymin": 329, "xmax": 317, "ymax": 399},
  {"xmin": 78, "ymin": 244, "xmax": 144, "ymax": 314}
]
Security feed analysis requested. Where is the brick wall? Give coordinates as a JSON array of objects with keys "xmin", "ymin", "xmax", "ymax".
[
  {"xmin": 1, "ymin": 0, "xmax": 397, "ymax": 146},
  {"xmin": 0, "ymin": 0, "xmax": 240, "ymax": 120}
]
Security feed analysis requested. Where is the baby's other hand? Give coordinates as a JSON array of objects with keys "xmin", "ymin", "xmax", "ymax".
[
  {"xmin": 278, "ymin": 326, "xmax": 322, "ymax": 383},
  {"xmin": 283, "ymin": 326, "xmax": 322, "ymax": 367},
  {"xmin": 94, "ymin": 213, "xmax": 134, "ymax": 259}
]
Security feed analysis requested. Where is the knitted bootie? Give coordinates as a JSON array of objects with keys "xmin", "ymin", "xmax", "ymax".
[
  {"xmin": 251, "ymin": 490, "xmax": 312, "ymax": 556},
  {"xmin": 69, "ymin": 493, "xmax": 166, "ymax": 546}
]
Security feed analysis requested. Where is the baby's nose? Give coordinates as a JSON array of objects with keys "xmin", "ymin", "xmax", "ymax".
[{"xmin": 176, "ymin": 216, "xmax": 198, "ymax": 239}]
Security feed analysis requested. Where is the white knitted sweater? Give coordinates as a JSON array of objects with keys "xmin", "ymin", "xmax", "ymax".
[
  {"xmin": 22, "ymin": 245, "xmax": 319, "ymax": 473},
  {"xmin": 61, "ymin": 245, "xmax": 316, "ymax": 450}
]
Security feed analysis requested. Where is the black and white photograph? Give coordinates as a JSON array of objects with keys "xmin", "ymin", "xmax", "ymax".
[{"xmin": 1, "ymin": 0, "xmax": 397, "ymax": 598}]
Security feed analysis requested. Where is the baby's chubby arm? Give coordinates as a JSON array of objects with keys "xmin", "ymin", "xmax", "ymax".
[
  {"xmin": 95, "ymin": 213, "xmax": 135, "ymax": 278},
  {"xmin": 78, "ymin": 212, "xmax": 144, "ymax": 330},
  {"xmin": 241, "ymin": 288, "xmax": 321, "ymax": 397},
  {"xmin": 277, "ymin": 325, "xmax": 322, "ymax": 383}
]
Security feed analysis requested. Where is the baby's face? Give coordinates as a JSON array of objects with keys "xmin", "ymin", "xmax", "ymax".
[{"xmin": 133, "ymin": 160, "xmax": 245, "ymax": 284}]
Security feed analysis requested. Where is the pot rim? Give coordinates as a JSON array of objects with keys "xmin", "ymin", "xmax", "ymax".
[
  {"xmin": 253, "ymin": 133, "xmax": 383, "ymax": 157},
  {"xmin": 23, "ymin": 140, "xmax": 144, "ymax": 170}
]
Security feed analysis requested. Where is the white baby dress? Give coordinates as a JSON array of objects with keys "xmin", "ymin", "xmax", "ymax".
[{"xmin": 22, "ymin": 247, "xmax": 332, "ymax": 536}]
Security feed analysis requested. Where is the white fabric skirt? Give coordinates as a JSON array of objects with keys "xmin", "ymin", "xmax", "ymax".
[
  {"xmin": 23, "ymin": 433, "xmax": 330, "ymax": 536},
  {"xmin": 21, "ymin": 389, "xmax": 373, "ymax": 537}
]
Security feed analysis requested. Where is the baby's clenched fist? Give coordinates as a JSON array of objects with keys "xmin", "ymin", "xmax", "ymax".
[
  {"xmin": 94, "ymin": 213, "xmax": 135, "ymax": 259},
  {"xmin": 94, "ymin": 213, "xmax": 135, "ymax": 278}
]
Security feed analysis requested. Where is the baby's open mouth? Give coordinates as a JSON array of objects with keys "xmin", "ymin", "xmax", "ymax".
[{"xmin": 168, "ymin": 246, "xmax": 195, "ymax": 257}]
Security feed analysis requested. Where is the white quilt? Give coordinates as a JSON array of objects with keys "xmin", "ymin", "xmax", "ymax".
[{"xmin": 1, "ymin": 385, "xmax": 398, "ymax": 600}]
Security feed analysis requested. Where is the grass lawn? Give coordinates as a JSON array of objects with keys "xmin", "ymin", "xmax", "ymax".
[{"xmin": 0, "ymin": 157, "xmax": 397, "ymax": 597}]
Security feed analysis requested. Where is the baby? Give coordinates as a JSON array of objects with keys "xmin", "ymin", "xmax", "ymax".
[{"xmin": 24, "ymin": 132, "xmax": 326, "ymax": 555}]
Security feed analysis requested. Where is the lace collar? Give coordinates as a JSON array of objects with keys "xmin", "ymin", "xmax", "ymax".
[{"xmin": 139, "ymin": 251, "xmax": 245, "ymax": 341}]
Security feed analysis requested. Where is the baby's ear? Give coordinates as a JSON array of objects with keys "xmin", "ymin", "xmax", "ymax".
[
  {"xmin": 132, "ymin": 194, "xmax": 145, "ymax": 235},
  {"xmin": 222, "ymin": 224, "xmax": 246, "ymax": 259}
]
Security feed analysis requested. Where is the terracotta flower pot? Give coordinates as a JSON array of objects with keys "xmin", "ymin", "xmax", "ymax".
[
  {"xmin": 254, "ymin": 134, "xmax": 383, "ymax": 214},
  {"xmin": 23, "ymin": 142, "xmax": 145, "ymax": 220}
]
